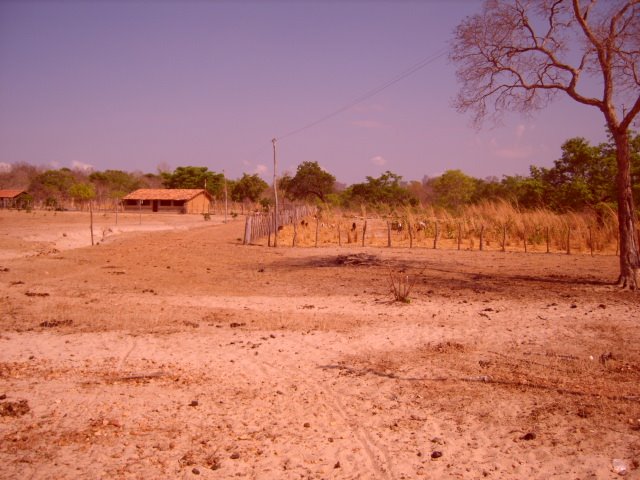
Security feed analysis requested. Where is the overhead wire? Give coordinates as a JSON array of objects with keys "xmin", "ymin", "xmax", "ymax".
[{"xmin": 275, "ymin": 46, "xmax": 449, "ymax": 141}]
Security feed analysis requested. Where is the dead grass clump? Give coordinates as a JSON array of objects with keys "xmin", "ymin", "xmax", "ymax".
[
  {"xmin": 429, "ymin": 341, "xmax": 466, "ymax": 354},
  {"xmin": 0, "ymin": 399, "xmax": 30, "ymax": 417},
  {"xmin": 39, "ymin": 319, "xmax": 73, "ymax": 328},
  {"xmin": 25, "ymin": 291, "xmax": 50, "ymax": 297},
  {"xmin": 388, "ymin": 269, "xmax": 421, "ymax": 303},
  {"xmin": 334, "ymin": 253, "xmax": 381, "ymax": 266}
]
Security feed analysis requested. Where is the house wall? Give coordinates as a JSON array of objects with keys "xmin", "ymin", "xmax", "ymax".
[
  {"xmin": 1, "ymin": 194, "xmax": 31, "ymax": 209},
  {"xmin": 184, "ymin": 193, "xmax": 211, "ymax": 214}
]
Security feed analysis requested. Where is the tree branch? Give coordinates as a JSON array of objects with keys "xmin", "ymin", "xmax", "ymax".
[{"xmin": 620, "ymin": 95, "xmax": 640, "ymax": 131}]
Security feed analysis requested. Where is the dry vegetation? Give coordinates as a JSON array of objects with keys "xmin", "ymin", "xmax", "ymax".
[
  {"xmin": 275, "ymin": 201, "xmax": 620, "ymax": 255},
  {"xmin": 0, "ymin": 209, "xmax": 639, "ymax": 479}
]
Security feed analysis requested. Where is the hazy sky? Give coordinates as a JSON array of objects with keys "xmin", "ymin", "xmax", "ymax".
[{"xmin": 0, "ymin": 0, "xmax": 610, "ymax": 185}]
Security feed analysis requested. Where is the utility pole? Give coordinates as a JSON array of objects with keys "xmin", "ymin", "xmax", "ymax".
[{"xmin": 272, "ymin": 138, "xmax": 279, "ymax": 247}]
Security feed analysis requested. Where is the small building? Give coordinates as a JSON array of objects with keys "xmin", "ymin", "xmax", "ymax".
[
  {"xmin": 122, "ymin": 189, "xmax": 213, "ymax": 214},
  {"xmin": 0, "ymin": 189, "xmax": 31, "ymax": 209}
]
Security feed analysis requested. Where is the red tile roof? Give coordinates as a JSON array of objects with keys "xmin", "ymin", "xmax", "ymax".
[
  {"xmin": 122, "ymin": 189, "xmax": 211, "ymax": 201},
  {"xmin": 0, "ymin": 189, "xmax": 26, "ymax": 199}
]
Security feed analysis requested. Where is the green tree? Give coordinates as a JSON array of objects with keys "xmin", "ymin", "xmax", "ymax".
[
  {"xmin": 600, "ymin": 133, "xmax": 640, "ymax": 210},
  {"xmin": 29, "ymin": 168, "xmax": 77, "ymax": 207},
  {"xmin": 231, "ymin": 173, "xmax": 269, "ymax": 203},
  {"xmin": 345, "ymin": 171, "xmax": 415, "ymax": 207},
  {"xmin": 283, "ymin": 161, "xmax": 335, "ymax": 203},
  {"xmin": 89, "ymin": 169, "xmax": 141, "ymax": 204},
  {"xmin": 451, "ymin": 0, "xmax": 640, "ymax": 287},
  {"xmin": 534, "ymin": 138, "xmax": 616, "ymax": 211},
  {"xmin": 432, "ymin": 169, "xmax": 476, "ymax": 212},
  {"xmin": 138, "ymin": 172, "xmax": 164, "ymax": 189},
  {"xmin": 68, "ymin": 182, "xmax": 96, "ymax": 210},
  {"xmin": 161, "ymin": 166, "xmax": 225, "ymax": 198},
  {"xmin": 499, "ymin": 173, "xmax": 546, "ymax": 209}
]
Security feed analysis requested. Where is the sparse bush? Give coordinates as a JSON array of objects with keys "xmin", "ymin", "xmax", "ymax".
[{"xmin": 388, "ymin": 268, "xmax": 421, "ymax": 303}]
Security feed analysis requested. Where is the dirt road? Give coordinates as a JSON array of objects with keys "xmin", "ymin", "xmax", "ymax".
[{"xmin": 1, "ymin": 211, "xmax": 639, "ymax": 479}]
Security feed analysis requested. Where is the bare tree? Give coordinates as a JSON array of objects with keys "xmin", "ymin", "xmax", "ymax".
[{"xmin": 451, "ymin": 0, "xmax": 640, "ymax": 289}]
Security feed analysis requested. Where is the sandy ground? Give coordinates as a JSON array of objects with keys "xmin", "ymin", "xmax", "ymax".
[{"xmin": 0, "ymin": 209, "xmax": 639, "ymax": 479}]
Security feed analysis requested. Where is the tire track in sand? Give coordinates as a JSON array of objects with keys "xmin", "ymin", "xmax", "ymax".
[{"xmin": 233, "ymin": 331, "xmax": 395, "ymax": 480}]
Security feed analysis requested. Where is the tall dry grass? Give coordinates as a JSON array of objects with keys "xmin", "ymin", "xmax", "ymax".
[{"xmin": 275, "ymin": 201, "xmax": 623, "ymax": 255}]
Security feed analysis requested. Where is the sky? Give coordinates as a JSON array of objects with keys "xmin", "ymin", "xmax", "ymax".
[{"xmin": 0, "ymin": 0, "xmax": 611, "ymax": 185}]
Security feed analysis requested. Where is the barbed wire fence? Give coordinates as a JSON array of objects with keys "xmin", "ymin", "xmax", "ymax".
[{"xmin": 243, "ymin": 208, "xmax": 635, "ymax": 256}]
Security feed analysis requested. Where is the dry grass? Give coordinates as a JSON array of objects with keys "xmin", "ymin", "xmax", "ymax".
[{"xmin": 274, "ymin": 201, "xmax": 621, "ymax": 254}]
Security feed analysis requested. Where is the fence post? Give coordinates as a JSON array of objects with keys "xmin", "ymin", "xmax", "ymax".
[
  {"xmin": 362, "ymin": 221, "xmax": 367, "ymax": 247},
  {"xmin": 408, "ymin": 221, "xmax": 413, "ymax": 248},
  {"xmin": 387, "ymin": 221, "xmax": 391, "ymax": 247},
  {"xmin": 433, "ymin": 221, "xmax": 438, "ymax": 249},
  {"xmin": 566, "ymin": 226, "xmax": 571, "ymax": 255},
  {"xmin": 293, "ymin": 220, "xmax": 298, "ymax": 247},
  {"xmin": 243, "ymin": 215, "xmax": 252, "ymax": 245},
  {"xmin": 546, "ymin": 227, "xmax": 550, "ymax": 253},
  {"xmin": 90, "ymin": 200, "xmax": 94, "ymax": 246},
  {"xmin": 338, "ymin": 224, "xmax": 342, "ymax": 247},
  {"xmin": 501, "ymin": 224, "xmax": 506, "ymax": 252},
  {"xmin": 479, "ymin": 225, "xmax": 484, "ymax": 251},
  {"xmin": 588, "ymin": 226, "xmax": 593, "ymax": 256},
  {"xmin": 315, "ymin": 217, "xmax": 319, "ymax": 248},
  {"xmin": 523, "ymin": 228, "xmax": 527, "ymax": 253}
]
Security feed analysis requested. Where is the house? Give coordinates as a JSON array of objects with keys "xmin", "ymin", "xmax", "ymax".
[
  {"xmin": 122, "ymin": 189, "xmax": 213, "ymax": 214},
  {"xmin": 0, "ymin": 189, "xmax": 31, "ymax": 209}
]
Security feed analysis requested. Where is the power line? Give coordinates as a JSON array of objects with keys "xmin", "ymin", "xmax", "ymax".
[{"xmin": 276, "ymin": 47, "xmax": 448, "ymax": 141}]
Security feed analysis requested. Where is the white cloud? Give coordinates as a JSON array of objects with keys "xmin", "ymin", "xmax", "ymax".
[
  {"xmin": 255, "ymin": 164, "xmax": 268, "ymax": 174},
  {"xmin": 494, "ymin": 146, "xmax": 533, "ymax": 160},
  {"xmin": 370, "ymin": 155, "xmax": 387, "ymax": 166},
  {"xmin": 0, "ymin": 162, "xmax": 12, "ymax": 173},
  {"xmin": 515, "ymin": 124, "xmax": 526, "ymax": 139},
  {"xmin": 72, "ymin": 161, "xmax": 94, "ymax": 172}
]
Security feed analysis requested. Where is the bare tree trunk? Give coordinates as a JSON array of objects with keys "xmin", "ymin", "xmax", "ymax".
[{"xmin": 614, "ymin": 130, "xmax": 639, "ymax": 289}]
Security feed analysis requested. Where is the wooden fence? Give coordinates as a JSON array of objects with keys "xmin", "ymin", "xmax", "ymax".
[
  {"xmin": 243, "ymin": 205, "xmax": 317, "ymax": 245},
  {"xmin": 261, "ymin": 214, "xmax": 637, "ymax": 256}
]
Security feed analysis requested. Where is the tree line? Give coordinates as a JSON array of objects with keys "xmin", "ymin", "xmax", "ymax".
[
  {"xmin": 0, "ymin": 165, "xmax": 271, "ymax": 210},
  {"xmin": 0, "ymin": 133, "xmax": 638, "ymax": 214}
]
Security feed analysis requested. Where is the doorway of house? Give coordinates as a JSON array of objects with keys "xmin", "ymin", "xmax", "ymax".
[{"xmin": 152, "ymin": 200, "xmax": 158, "ymax": 212}]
